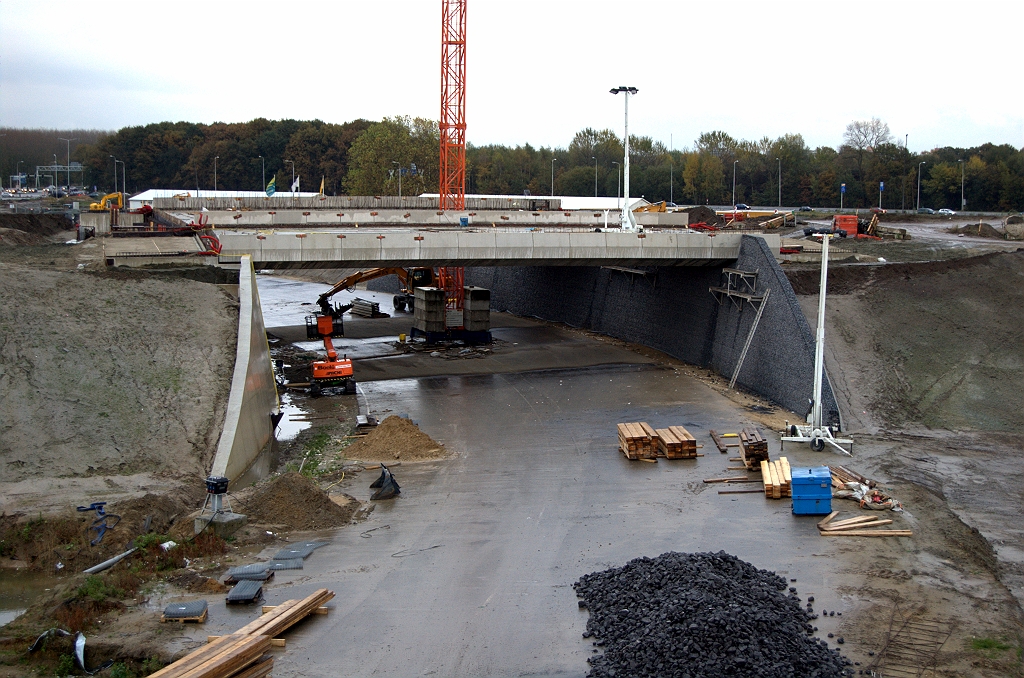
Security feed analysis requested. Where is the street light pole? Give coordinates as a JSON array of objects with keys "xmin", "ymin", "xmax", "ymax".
[
  {"xmin": 958, "ymin": 159, "xmax": 964, "ymax": 211},
  {"xmin": 120, "ymin": 161, "xmax": 125, "ymax": 198},
  {"xmin": 592, "ymin": 156, "xmax": 597, "ymax": 198},
  {"xmin": 612, "ymin": 161, "xmax": 621, "ymax": 209},
  {"xmin": 109, "ymin": 156, "xmax": 117, "ymax": 194},
  {"xmin": 259, "ymin": 156, "xmax": 265, "ymax": 191},
  {"xmin": 917, "ymin": 161, "xmax": 926, "ymax": 211},
  {"xmin": 609, "ymin": 86, "xmax": 638, "ymax": 229},
  {"xmin": 16, "ymin": 160, "xmax": 23, "ymax": 189},
  {"xmin": 58, "ymin": 137, "xmax": 77, "ymax": 192},
  {"xmin": 550, "ymin": 157, "xmax": 557, "ymax": 197},
  {"xmin": 732, "ymin": 160, "xmax": 738, "ymax": 207},
  {"xmin": 214, "ymin": 156, "xmax": 219, "ymax": 192},
  {"xmin": 392, "ymin": 161, "xmax": 402, "ymax": 198},
  {"xmin": 285, "ymin": 159, "xmax": 295, "ymax": 198},
  {"xmin": 776, "ymin": 158, "xmax": 781, "ymax": 208}
]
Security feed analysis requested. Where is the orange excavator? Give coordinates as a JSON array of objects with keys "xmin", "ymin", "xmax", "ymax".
[{"xmin": 305, "ymin": 267, "xmax": 435, "ymax": 396}]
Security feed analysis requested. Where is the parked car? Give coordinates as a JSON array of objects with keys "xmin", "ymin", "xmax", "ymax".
[
  {"xmin": 735, "ymin": 203, "xmax": 750, "ymax": 210},
  {"xmin": 917, "ymin": 208, "xmax": 935, "ymax": 214},
  {"xmin": 798, "ymin": 206, "xmax": 813, "ymax": 211},
  {"xmin": 937, "ymin": 208, "xmax": 955, "ymax": 216},
  {"xmin": 870, "ymin": 207, "xmax": 887, "ymax": 214}
]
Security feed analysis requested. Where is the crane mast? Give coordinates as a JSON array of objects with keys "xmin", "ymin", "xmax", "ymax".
[{"xmin": 439, "ymin": 0, "xmax": 467, "ymax": 211}]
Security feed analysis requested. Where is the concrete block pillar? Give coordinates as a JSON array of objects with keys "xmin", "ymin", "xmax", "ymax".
[
  {"xmin": 414, "ymin": 287, "xmax": 446, "ymax": 333},
  {"xmin": 463, "ymin": 286, "xmax": 491, "ymax": 331}
]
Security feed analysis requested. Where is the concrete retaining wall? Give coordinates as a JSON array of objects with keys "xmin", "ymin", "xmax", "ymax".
[
  {"xmin": 461, "ymin": 235, "xmax": 840, "ymax": 427},
  {"xmin": 210, "ymin": 255, "xmax": 279, "ymax": 484}
]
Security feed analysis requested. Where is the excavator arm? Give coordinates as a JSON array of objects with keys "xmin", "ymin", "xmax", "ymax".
[{"xmin": 316, "ymin": 267, "xmax": 433, "ymax": 316}]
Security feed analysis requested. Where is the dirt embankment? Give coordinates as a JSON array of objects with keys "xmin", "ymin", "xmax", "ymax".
[
  {"xmin": 786, "ymin": 250, "xmax": 1024, "ymax": 433},
  {"xmin": 0, "ymin": 243, "xmax": 239, "ymax": 516}
]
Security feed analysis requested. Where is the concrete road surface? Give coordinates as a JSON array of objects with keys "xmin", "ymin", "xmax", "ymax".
[{"xmin": 213, "ymin": 361, "xmax": 845, "ymax": 678}]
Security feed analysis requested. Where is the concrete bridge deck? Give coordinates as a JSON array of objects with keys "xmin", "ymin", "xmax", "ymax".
[{"xmin": 211, "ymin": 229, "xmax": 780, "ymax": 268}]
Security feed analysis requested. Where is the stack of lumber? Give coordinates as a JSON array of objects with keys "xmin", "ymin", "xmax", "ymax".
[
  {"xmin": 148, "ymin": 634, "xmax": 272, "ymax": 678},
  {"xmin": 156, "ymin": 589, "xmax": 335, "ymax": 678},
  {"xmin": 829, "ymin": 465, "xmax": 875, "ymax": 489},
  {"xmin": 655, "ymin": 426, "xmax": 697, "ymax": 459},
  {"xmin": 617, "ymin": 422, "xmax": 657, "ymax": 460},
  {"xmin": 817, "ymin": 512, "xmax": 912, "ymax": 537},
  {"xmin": 760, "ymin": 457, "xmax": 792, "ymax": 499},
  {"xmin": 739, "ymin": 427, "xmax": 769, "ymax": 469},
  {"xmin": 233, "ymin": 588, "xmax": 335, "ymax": 639}
]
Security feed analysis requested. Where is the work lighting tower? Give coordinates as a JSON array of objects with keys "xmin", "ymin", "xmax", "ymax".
[{"xmin": 439, "ymin": 0, "xmax": 467, "ymax": 211}]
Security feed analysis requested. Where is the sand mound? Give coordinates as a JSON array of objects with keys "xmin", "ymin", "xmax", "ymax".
[
  {"xmin": 237, "ymin": 472, "xmax": 358, "ymax": 530},
  {"xmin": 343, "ymin": 416, "xmax": 448, "ymax": 462},
  {"xmin": 950, "ymin": 223, "xmax": 1005, "ymax": 238}
]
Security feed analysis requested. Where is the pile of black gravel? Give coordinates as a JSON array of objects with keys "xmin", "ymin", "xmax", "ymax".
[{"xmin": 573, "ymin": 551, "xmax": 852, "ymax": 678}]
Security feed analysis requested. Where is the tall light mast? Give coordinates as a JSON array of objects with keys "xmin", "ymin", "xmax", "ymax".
[{"xmin": 439, "ymin": 0, "xmax": 467, "ymax": 211}]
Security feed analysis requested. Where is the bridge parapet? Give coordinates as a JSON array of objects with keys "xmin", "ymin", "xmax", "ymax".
[{"xmin": 215, "ymin": 229, "xmax": 780, "ymax": 268}]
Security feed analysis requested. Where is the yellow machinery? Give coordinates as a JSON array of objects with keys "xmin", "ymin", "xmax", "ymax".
[{"xmin": 88, "ymin": 192, "xmax": 123, "ymax": 211}]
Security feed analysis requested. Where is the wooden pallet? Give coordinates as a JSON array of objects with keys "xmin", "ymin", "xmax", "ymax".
[
  {"xmin": 739, "ymin": 427, "xmax": 769, "ymax": 469},
  {"xmin": 617, "ymin": 422, "xmax": 656, "ymax": 460},
  {"xmin": 656, "ymin": 426, "xmax": 698, "ymax": 459},
  {"xmin": 760, "ymin": 457, "xmax": 791, "ymax": 499},
  {"xmin": 161, "ymin": 609, "xmax": 208, "ymax": 624}
]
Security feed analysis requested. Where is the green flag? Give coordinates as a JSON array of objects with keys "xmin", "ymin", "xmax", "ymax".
[{"xmin": 265, "ymin": 176, "xmax": 276, "ymax": 197}]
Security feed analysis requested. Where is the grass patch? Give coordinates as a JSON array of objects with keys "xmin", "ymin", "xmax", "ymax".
[
  {"xmin": 971, "ymin": 636, "xmax": 1012, "ymax": 651},
  {"xmin": 77, "ymin": 575, "xmax": 124, "ymax": 602}
]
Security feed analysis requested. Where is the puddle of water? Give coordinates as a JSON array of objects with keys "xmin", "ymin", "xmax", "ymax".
[
  {"xmin": 0, "ymin": 570, "xmax": 53, "ymax": 627},
  {"xmin": 255, "ymin": 275, "xmax": 332, "ymax": 327},
  {"xmin": 275, "ymin": 391, "xmax": 311, "ymax": 442}
]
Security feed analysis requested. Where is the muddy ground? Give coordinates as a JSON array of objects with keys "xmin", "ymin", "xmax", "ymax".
[{"xmin": 1, "ymin": 218, "xmax": 1023, "ymax": 676}]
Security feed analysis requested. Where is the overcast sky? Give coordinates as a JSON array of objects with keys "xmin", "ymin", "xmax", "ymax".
[{"xmin": 2, "ymin": 0, "xmax": 1021, "ymax": 153}]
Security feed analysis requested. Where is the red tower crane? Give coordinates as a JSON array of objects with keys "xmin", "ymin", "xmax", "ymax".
[{"xmin": 439, "ymin": 0, "xmax": 466, "ymax": 211}]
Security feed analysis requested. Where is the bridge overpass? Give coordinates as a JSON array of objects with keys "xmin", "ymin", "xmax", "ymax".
[{"xmin": 207, "ymin": 229, "xmax": 781, "ymax": 269}]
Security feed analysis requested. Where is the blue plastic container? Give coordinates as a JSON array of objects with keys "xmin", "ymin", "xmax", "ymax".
[
  {"xmin": 791, "ymin": 466, "xmax": 832, "ymax": 515},
  {"xmin": 459, "ymin": 217, "xmax": 469, "ymax": 227}
]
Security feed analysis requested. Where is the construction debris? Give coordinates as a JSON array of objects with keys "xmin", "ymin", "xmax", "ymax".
[
  {"xmin": 816, "ymin": 512, "xmax": 912, "ymax": 537},
  {"xmin": 149, "ymin": 633, "xmax": 272, "ymax": 678},
  {"xmin": 708, "ymin": 430, "xmax": 729, "ymax": 453}
]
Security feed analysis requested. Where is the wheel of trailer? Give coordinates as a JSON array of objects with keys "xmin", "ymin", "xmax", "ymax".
[
  {"xmin": 393, "ymin": 295, "xmax": 406, "ymax": 312},
  {"xmin": 810, "ymin": 437, "xmax": 825, "ymax": 452},
  {"xmin": 789, "ymin": 425, "xmax": 798, "ymax": 437}
]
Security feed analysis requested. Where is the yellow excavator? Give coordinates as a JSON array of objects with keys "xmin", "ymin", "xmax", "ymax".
[{"xmin": 88, "ymin": 192, "xmax": 123, "ymax": 211}]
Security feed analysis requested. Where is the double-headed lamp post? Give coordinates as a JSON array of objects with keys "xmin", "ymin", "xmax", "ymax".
[
  {"xmin": 592, "ymin": 156, "xmax": 598, "ymax": 198},
  {"xmin": 550, "ymin": 157, "xmax": 557, "ymax": 197},
  {"xmin": 58, "ymin": 137, "xmax": 77, "ymax": 191},
  {"xmin": 609, "ymin": 86, "xmax": 638, "ymax": 230},
  {"xmin": 109, "ymin": 155, "xmax": 117, "ymax": 194},
  {"xmin": 917, "ymin": 161, "xmax": 926, "ymax": 211}
]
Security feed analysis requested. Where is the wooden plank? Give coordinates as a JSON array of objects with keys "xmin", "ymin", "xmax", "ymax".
[
  {"xmin": 779, "ymin": 456, "xmax": 792, "ymax": 484},
  {"xmin": 818, "ymin": 530, "xmax": 913, "ymax": 537},
  {"xmin": 639, "ymin": 422, "xmax": 657, "ymax": 439},
  {"xmin": 821, "ymin": 519, "xmax": 894, "ymax": 531},
  {"xmin": 229, "ymin": 656, "xmax": 274, "ymax": 678},
  {"xmin": 760, "ymin": 460, "xmax": 772, "ymax": 495},
  {"xmin": 261, "ymin": 605, "xmax": 330, "ymax": 615},
  {"xmin": 709, "ymin": 430, "xmax": 729, "ymax": 453},
  {"xmin": 703, "ymin": 476, "xmax": 750, "ymax": 483},
  {"xmin": 668, "ymin": 425, "xmax": 695, "ymax": 442},
  {"xmin": 827, "ymin": 520, "xmax": 876, "ymax": 532},
  {"xmin": 718, "ymin": 487, "xmax": 766, "ymax": 494},
  {"xmin": 208, "ymin": 636, "xmax": 286, "ymax": 648},
  {"xmin": 149, "ymin": 634, "xmax": 271, "ymax": 678},
  {"xmin": 770, "ymin": 462, "xmax": 782, "ymax": 499},
  {"xmin": 816, "ymin": 511, "xmax": 839, "ymax": 529}
]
